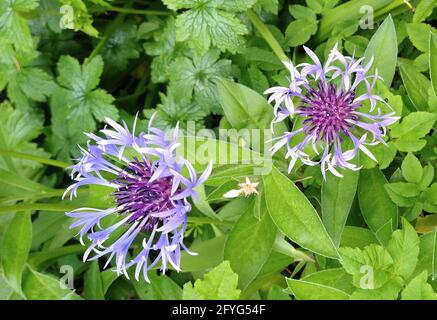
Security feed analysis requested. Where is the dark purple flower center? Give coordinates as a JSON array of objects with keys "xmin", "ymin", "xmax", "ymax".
[
  {"xmin": 113, "ymin": 159, "xmax": 174, "ymax": 226},
  {"xmin": 299, "ymin": 82, "xmax": 360, "ymax": 143}
]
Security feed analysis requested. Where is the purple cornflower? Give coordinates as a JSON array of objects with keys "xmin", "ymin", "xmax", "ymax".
[
  {"xmin": 265, "ymin": 45, "xmax": 399, "ymax": 178},
  {"xmin": 64, "ymin": 116, "xmax": 211, "ymax": 281}
]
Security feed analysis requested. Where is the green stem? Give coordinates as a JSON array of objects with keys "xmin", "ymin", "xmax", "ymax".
[
  {"xmin": 187, "ymin": 216, "xmax": 233, "ymax": 226},
  {"xmin": 0, "ymin": 189, "xmax": 66, "ymax": 204},
  {"xmin": 0, "ymin": 150, "xmax": 69, "ymax": 169},
  {"xmin": 374, "ymin": 0, "xmax": 415, "ymax": 17},
  {"xmin": 28, "ymin": 244, "xmax": 85, "ymax": 267},
  {"xmin": 273, "ymin": 235, "xmax": 315, "ymax": 263},
  {"xmin": 0, "ymin": 203, "xmax": 77, "ymax": 214},
  {"xmin": 107, "ymin": 6, "xmax": 170, "ymax": 16},
  {"xmin": 89, "ymin": 7, "xmax": 127, "ymax": 60},
  {"xmin": 246, "ymin": 9, "xmax": 288, "ymax": 62}
]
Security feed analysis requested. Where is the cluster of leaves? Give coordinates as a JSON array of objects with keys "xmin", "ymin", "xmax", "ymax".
[{"xmin": 0, "ymin": 0, "xmax": 437, "ymax": 301}]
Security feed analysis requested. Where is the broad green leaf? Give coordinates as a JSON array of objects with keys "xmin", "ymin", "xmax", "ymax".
[
  {"xmin": 263, "ymin": 166, "xmax": 338, "ymax": 259},
  {"xmin": 340, "ymin": 226, "xmax": 378, "ymax": 249},
  {"xmin": 162, "ymin": 0, "xmax": 256, "ymax": 54},
  {"xmin": 316, "ymin": 0, "xmax": 392, "ymax": 42},
  {"xmin": 100, "ymin": 20, "xmax": 140, "ymax": 73},
  {"xmin": 181, "ymin": 236, "xmax": 226, "ymax": 272},
  {"xmin": 0, "ymin": 51, "xmax": 56, "ymax": 109},
  {"xmin": 339, "ymin": 244, "xmax": 395, "ymax": 289},
  {"xmin": 218, "ymin": 79, "xmax": 272, "ymax": 129},
  {"xmin": 399, "ymin": 63, "xmax": 431, "ymax": 111},
  {"xmin": 168, "ymin": 50, "xmax": 233, "ymax": 114},
  {"xmin": 83, "ymin": 261, "xmax": 104, "ymax": 300},
  {"xmin": 363, "ymin": 15, "xmax": 397, "ymax": 86},
  {"xmin": 176, "ymin": 136, "xmax": 265, "ymax": 173},
  {"xmin": 322, "ymin": 170, "xmax": 359, "ymax": 246},
  {"xmin": 413, "ymin": 0, "xmax": 437, "ymax": 22},
  {"xmin": 286, "ymin": 278, "xmax": 350, "ymax": 300},
  {"xmin": 402, "ymin": 153, "xmax": 423, "ymax": 183},
  {"xmin": 387, "ymin": 218, "xmax": 420, "ymax": 280},
  {"xmin": 224, "ymin": 195, "xmax": 276, "ymax": 289},
  {"xmin": 384, "ymin": 182, "xmax": 420, "ymax": 208},
  {"xmin": 0, "ymin": 266, "xmax": 15, "ymax": 299},
  {"xmin": 349, "ymin": 277, "xmax": 403, "ymax": 300},
  {"xmin": 413, "ymin": 231, "xmax": 437, "ymax": 280},
  {"xmin": 182, "ymin": 261, "xmax": 241, "ymax": 300},
  {"xmin": 101, "ymin": 270, "xmax": 119, "ymax": 295},
  {"xmin": 391, "ymin": 112, "xmax": 437, "ymax": 152},
  {"xmin": 301, "ymin": 268, "xmax": 355, "ymax": 294},
  {"xmin": 430, "ymin": 32, "xmax": 437, "ymax": 97},
  {"xmin": 0, "ymin": 0, "xmax": 39, "ymax": 51},
  {"xmin": 193, "ymin": 184, "xmax": 220, "ymax": 220},
  {"xmin": 22, "ymin": 266, "xmax": 81, "ymax": 300},
  {"xmin": 266, "ymin": 284, "xmax": 291, "ymax": 300},
  {"xmin": 148, "ymin": 92, "xmax": 207, "ymax": 131},
  {"xmin": 130, "ymin": 271, "xmax": 182, "ymax": 300},
  {"xmin": 289, "ymin": 5, "xmax": 317, "ymax": 21},
  {"xmin": 1, "ymin": 212, "xmax": 32, "ymax": 294},
  {"xmin": 401, "ymin": 271, "xmax": 437, "ymax": 300},
  {"xmin": 51, "ymin": 55, "xmax": 118, "ymax": 143},
  {"xmin": 285, "ymin": 19, "xmax": 318, "ymax": 47},
  {"xmin": 406, "ymin": 23, "xmax": 436, "ymax": 52},
  {"xmin": 358, "ymin": 169, "xmax": 398, "ymax": 245}
]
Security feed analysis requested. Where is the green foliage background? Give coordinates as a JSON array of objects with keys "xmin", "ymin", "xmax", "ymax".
[{"xmin": 1, "ymin": 0, "xmax": 437, "ymax": 300}]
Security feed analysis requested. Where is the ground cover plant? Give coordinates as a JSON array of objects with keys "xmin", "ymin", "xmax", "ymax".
[{"xmin": 1, "ymin": 0, "xmax": 437, "ymax": 301}]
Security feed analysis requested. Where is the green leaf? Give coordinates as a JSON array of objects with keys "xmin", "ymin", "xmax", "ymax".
[
  {"xmin": 386, "ymin": 182, "xmax": 421, "ymax": 198},
  {"xmin": 413, "ymin": 0, "xmax": 437, "ymax": 22},
  {"xmin": 406, "ymin": 23, "xmax": 437, "ymax": 52},
  {"xmin": 285, "ymin": 19, "xmax": 318, "ymax": 47},
  {"xmin": 322, "ymin": 170, "xmax": 359, "ymax": 247},
  {"xmin": 144, "ymin": 17, "xmax": 190, "ymax": 83},
  {"xmin": 289, "ymin": 5, "xmax": 317, "ymax": 21},
  {"xmin": 217, "ymin": 79, "xmax": 287, "ymax": 151},
  {"xmin": 349, "ymin": 277, "xmax": 403, "ymax": 300},
  {"xmin": 267, "ymin": 284, "xmax": 291, "ymax": 300},
  {"xmin": 399, "ymin": 63, "xmax": 431, "ymax": 111},
  {"xmin": 59, "ymin": 0, "xmax": 98, "ymax": 37},
  {"xmin": 391, "ymin": 112, "xmax": 437, "ymax": 152},
  {"xmin": 286, "ymin": 278, "xmax": 350, "ymax": 300},
  {"xmin": 301, "ymin": 268, "xmax": 354, "ymax": 293},
  {"xmin": 168, "ymin": 50, "xmax": 233, "ymax": 114},
  {"xmin": 430, "ymin": 31, "xmax": 437, "ymax": 97},
  {"xmin": 339, "ymin": 244, "xmax": 395, "ymax": 289},
  {"xmin": 1, "ymin": 212, "xmax": 32, "ymax": 294},
  {"xmin": 100, "ymin": 20, "xmax": 140, "ymax": 73},
  {"xmin": 0, "ymin": 0, "xmax": 39, "ymax": 51},
  {"xmin": 363, "ymin": 15, "xmax": 397, "ymax": 87},
  {"xmin": 83, "ymin": 262, "xmax": 104, "ymax": 300},
  {"xmin": 163, "ymin": 0, "xmax": 256, "ymax": 54},
  {"xmin": 181, "ymin": 236, "xmax": 226, "ymax": 272},
  {"xmin": 263, "ymin": 166, "xmax": 338, "ymax": 259},
  {"xmin": 147, "ymin": 92, "xmax": 207, "ymax": 131},
  {"xmin": 51, "ymin": 55, "xmax": 118, "ymax": 152},
  {"xmin": 224, "ymin": 194, "xmax": 276, "ymax": 289},
  {"xmin": 0, "ymin": 102, "xmax": 50, "ymax": 176},
  {"xmin": 387, "ymin": 218, "xmax": 420, "ymax": 280},
  {"xmin": 23, "ymin": 266, "xmax": 81, "ymax": 300},
  {"xmin": 0, "ymin": 48, "xmax": 56, "ymax": 108},
  {"xmin": 402, "ymin": 153, "xmax": 423, "ymax": 183},
  {"xmin": 130, "ymin": 271, "xmax": 182, "ymax": 300},
  {"xmin": 340, "ymin": 226, "xmax": 379, "ymax": 249},
  {"xmin": 358, "ymin": 169, "xmax": 398, "ymax": 245},
  {"xmin": 402, "ymin": 271, "xmax": 437, "ymax": 300},
  {"xmin": 415, "ymin": 231, "xmax": 437, "ymax": 280},
  {"xmin": 182, "ymin": 261, "xmax": 241, "ymax": 300}
]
